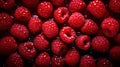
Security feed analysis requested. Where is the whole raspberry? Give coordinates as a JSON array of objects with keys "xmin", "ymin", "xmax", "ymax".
[
  {"xmin": 81, "ymin": 19, "xmax": 99, "ymax": 35},
  {"xmin": 14, "ymin": 6, "xmax": 31, "ymax": 21},
  {"xmin": 52, "ymin": 56, "xmax": 65, "ymax": 67},
  {"xmin": 109, "ymin": 0, "xmax": 120, "ymax": 13},
  {"xmin": 65, "ymin": 48, "xmax": 80, "ymax": 66},
  {"xmin": 68, "ymin": 12, "xmax": 85, "ymax": 28},
  {"xmin": 28, "ymin": 16, "xmax": 42, "ymax": 34},
  {"xmin": 101, "ymin": 17, "xmax": 119, "ymax": 37},
  {"xmin": 18, "ymin": 42, "xmax": 36, "ymax": 60},
  {"xmin": 75, "ymin": 35, "xmax": 90, "ymax": 51},
  {"xmin": 59, "ymin": 26, "xmax": 76, "ymax": 43},
  {"xmin": 51, "ymin": 39, "xmax": 67, "ymax": 56},
  {"xmin": 54, "ymin": 7, "xmax": 69, "ymax": 24},
  {"xmin": 80, "ymin": 55, "xmax": 96, "ymax": 67},
  {"xmin": 5, "ymin": 53, "xmax": 24, "ymax": 67},
  {"xmin": 87, "ymin": 0, "xmax": 107, "ymax": 18},
  {"xmin": 33, "ymin": 34, "xmax": 49, "ymax": 51},
  {"xmin": 92, "ymin": 36, "xmax": 110, "ymax": 53},
  {"xmin": 37, "ymin": 1, "xmax": 53, "ymax": 18},
  {"xmin": 0, "ymin": 36, "xmax": 17, "ymax": 55},
  {"xmin": 68, "ymin": 0, "xmax": 86, "ymax": 12},
  {"xmin": 97, "ymin": 58, "xmax": 112, "ymax": 67},
  {"xmin": 10, "ymin": 23, "xmax": 29, "ymax": 40},
  {"xmin": 114, "ymin": 33, "xmax": 120, "ymax": 44},
  {"xmin": 42, "ymin": 20, "xmax": 58, "ymax": 38},
  {"xmin": 35, "ymin": 52, "xmax": 50, "ymax": 67},
  {"xmin": 51, "ymin": 0, "xmax": 64, "ymax": 6},
  {"xmin": 0, "ymin": 13, "xmax": 13, "ymax": 31}
]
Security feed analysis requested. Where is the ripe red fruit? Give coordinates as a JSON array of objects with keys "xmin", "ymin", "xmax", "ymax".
[
  {"xmin": 101, "ymin": 17, "xmax": 119, "ymax": 37},
  {"xmin": 0, "ymin": 13, "xmax": 13, "ymax": 31},
  {"xmin": 14, "ymin": 6, "xmax": 31, "ymax": 21},
  {"xmin": 33, "ymin": 34, "xmax": 49, "ymax": 51},
  {"xmin": 54, "ymin": 7, "xmax": 69, "ymax": 24},
  {"xmin": 10, "ymin": 23, "xmax": 29, "ymax": 40},
  {"xmin": 92, "ymin": 36, "xmax": 110, "ymax": 53},
  {"xmin": 60, "ymin": 26, "xmax": 76, "ymax": 43},
  {"xmin": 114, "ymin": 33, "xmax": 120, "ymax": 44},
  {"xmin": 42, "ymin": 20, "xmax": 58, "ymax": 38},
  {"xmin": 80, "ymin": 55, "xmax": 96, "ymax": 67},
  {"xmin": 0, "ymin": 36, "xmax": 17, "ymax": 55},
  {"xmin": 65, "ymin": 48, "xmax": 80, "ymax": 66},
  {"xmin": 35, "ymin": 52, "xmax": 50, "ymax": 67},
  {"xmin": 37, "ymin": 1, "xmax": 53, "ymax": 18},
  {"xmin": 28, "ymin": 16, "xmax": 42, "ymax": 34},
  {"xmin": 75, "ymin": 35, "xmax": 90, "ymax": 51},
  {"xmin": 51, "ymin": 0, "xmax": 64, "ymax": 6},
  {"xmin": 87, "ymin": 0, "xmax": 107, "ymax": 18},
  {"xmin": 18, "ymin": 42, "xmax": 36, "ymax": 60},
  {"xmin": 5, "ymin": 53, "xmax": 24, "ymax": 67},
  {"xmin": 81, "ymin": 19, "xmax": 99, "ymax": 35},
  {"xmin": 68, "ymin": 12, "xmax": 85, "ymax": 28}
]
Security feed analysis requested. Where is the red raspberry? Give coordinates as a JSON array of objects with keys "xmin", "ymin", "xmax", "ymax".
[
  {"xmin": 114, "ymin": 33, "xmax": 120, "ymax": 44},
  {"xmin": 51, "ymin": 39, "xmax": 67, "ymax": 56},
  {"xmin": 109, "ymin": 0, "xmax": 120, "ymax": 13},
  {"xmin": 101, "ymin": 17, "xmax": 119, "ymax": 37},
  {"xmin": 54, "ymin": 7, "xmax": 69, "ymax": 24},
  {"xmin": 68, "ymin": 0, "xmax": 86, "ymax": 12},
  {"xmin": 35, "ymin": 52, "xmax": 50, "ymax": 67},
  {"xmin": 75, "ymin": 35, "xmax": 90, "ymax": 51},
  {"xmin": 97, "ymin": 58, "xmax": 112, "ymax": 67},
  {"xmin": 37, "ymin": 1, "xmax": 53, "ymax": 18},
  {"xmin": 81, "ymin": 19, "xmax": 99, "ymax": 35},
  {"xmin": 0, "ymin": 36, "xmax": 17, "ymax": 55},
  {"xmin": 0, "ymin": 13, "xmax": 13, "ymax": 31},
  {"xmin": 52, "ymin": 56, "xmax": 65, "ymax": 67},
  {"xmin": 59, "ymin": 26, "xmax": 76, "ymax": 43},
  {"xmin": 80, "ymin": 54, "xmax": 96, "ymax": 67},
  {"xmin": 110, "ymin": 46, "xmax": 120, "ymax": 61},
  {"xmin": 87, "ymin": 0, "xmax": 107, "ymax": 18},
  {"xmin": 68, "ymin": 12, "xmax": 85, "ymax": 28},
  {"xmin": 42, "ymin": 20, "xmax": 58, "ymax": 38},
  {"xmin": 5, "ymin": 53, "xmax": 24, "ymax": 67},
  {"xmin": 28, "ymin": 16, "xmax": 42, "ymax": 34},
  {"xmin": 18, "ymin": 42, "xmax": 36, "ymax": 60},
  {"xmin": 51, "ymin": 0, "xmax": 64, "ymax": 6},
  {"xmin": 14, "ymin": 6, "xmax": 31, "ymax": 21},
  {"xmin": 33, "ymin": 34, "xmax": 49, "ymax": 51},
  {"xmin": 10, "ymin": 23, "xmax": 29, "ymax": 40},
  {"xmin": 65, "ymin": 48, "xmax": 80, "ymax": 66},
  {"xmin": 92, "ymin": 36, "xmax": 110, "ymax": 53}
]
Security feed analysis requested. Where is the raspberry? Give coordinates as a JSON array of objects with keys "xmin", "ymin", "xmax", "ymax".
[
  {"xmin": 114, "ymin": 33, "xmax": 120, "ymax": 44},
  {"xmin": 101, "ymin": 17, "xmax": 119, "ymax": 37},
  {"xmin": 28, "ymin": 16, "xmax": 42, "ymax": 34},
  {"xmin": 37, "ymin": 1, "xmax": 53, "ymax": 18},
  {"xmin": 33, "ymin": 34, "xmax": 49, "ymax": 51},
  {"xmin": 54, "ymin": 7, "xmax": 69, "ymax": 24},
  {"xmin": 68, "ymin": 12, "xmax": 85, "ymax": 29},
  {"xmin": 51, "ymin": 39, "xmax": 67, "ymax": 56},
  {"xmin": 68, "ymin": 0, "xmax": 86, "ymax": 12},
  {"xmin": 75, "ymin": 35, "xmax": 90, "ymax": 51},
  {"xmin": 81, "ymin": 19, "xmax": 99, "ymax": 35},
  {"xmin": 52, "ymin": 56, "xmax": 65, "ymax": 67},
  {"xmin": 80, "ymin": 54, "xmax": 96, "ymax": 67},
  {"xmin": 42, "ymin": 20, "xmax": 58, "ymax": 38},
  {"xmin": 109, "ymin": 0, "xmax": 120, "ymax": 13},
  {"xmin": 92, "ymin": 36, "xmax": 110, "ymax": 53},
  {"xmin": 5, "ymin": 53, "xmax": 24, "ymax": 67},
  {"xmin": 51, "ymin": 0, "xmax": 64, "ymax": 6},
  {"xmin": 59, "ymin": 26, "xmax": 76, "ymax": 43},
  {"xmin": 97, "ymin": 58, "xmax": 112, "ymax": 67},
  {"xmin": 14, "ymin": 6, "xmax": 31, "ymax": 22},
  {"xmin": 65, "ymin": 48, "xmax": 80, "ymax": 66},
  {"xmin": 10, "ymin": 23, "xmax": 29, "ymax": 40},
  {"xmin": 18, "ymin": 42, "xmax": 36, "ymax": 60},
  {"xmin": 35, "ymin": 52, "xmax": 50, "ymax": 67},
  {"xmin": 0, "ymin": 13, "xmax": 13, "ymax": 31},
  {"xmin": 0, "ymin": 36, "xmax": 17, "ymax": 55},
  {"xmin": 87, "ymin": 0, "xmax": 107, "ymax": 18}
]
